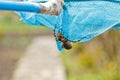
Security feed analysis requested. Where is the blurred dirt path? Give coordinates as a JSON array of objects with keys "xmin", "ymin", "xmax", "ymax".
[{"xmin": 11, "ymin": 36, "xmax": 66, "ymax": 80}]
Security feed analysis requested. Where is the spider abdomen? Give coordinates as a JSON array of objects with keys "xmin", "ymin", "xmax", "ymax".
[{"xmin": 62, "ymin": 41, "xmax": 72, "ymax": 50}]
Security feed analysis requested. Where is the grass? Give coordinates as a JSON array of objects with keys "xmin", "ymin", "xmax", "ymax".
[
  {"xmin": 61, "ymin": 52, "xmax": 120, "ymax": 80},
  {"xmin": 61, "ymin": 42, "xmax": 120, "ymax": 80},
  {"xmin": 67, "ymin": 70, "xmax": 120, "ymax": 80}
]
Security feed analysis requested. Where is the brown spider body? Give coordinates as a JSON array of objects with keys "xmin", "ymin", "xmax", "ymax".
[{"xmin": 54, "ymin": 33, "xmax": 72, "ymax": 50}]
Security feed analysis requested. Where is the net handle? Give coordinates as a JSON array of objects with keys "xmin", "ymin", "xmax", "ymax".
[{"xmin": 0, "ymin": 1, "xmax": 41, "ymax": 13}]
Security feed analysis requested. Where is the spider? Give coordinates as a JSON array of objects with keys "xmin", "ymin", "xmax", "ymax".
[{"xmin": 54, "ymin": 28, "xmax": 72, "ymax": 50}]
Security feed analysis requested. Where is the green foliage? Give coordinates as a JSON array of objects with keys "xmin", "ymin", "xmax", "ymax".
[
  {"xmin": 0, "ymin": 12, "xmax": 51, "ymax": 34},
  {"xmin": 61, "ymin": 30, "xmax": 120, "ymax": 80},
  {"xmin": 0, "ymin": 27, "xmax": 4, "ymax": 39}
]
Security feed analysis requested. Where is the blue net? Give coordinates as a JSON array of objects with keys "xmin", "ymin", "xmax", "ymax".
[{"xmin": 16, "ymin": 0, "xmax": 120, "ymax": 51}]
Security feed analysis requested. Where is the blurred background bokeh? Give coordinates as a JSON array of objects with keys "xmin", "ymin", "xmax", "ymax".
[
  {"xmin": 0, "ymin": 11, "xmax": 52, "ymax": 80},
  {"xmin": 0, "ymin": 11, "xmax": 120, "ymax": 80}
]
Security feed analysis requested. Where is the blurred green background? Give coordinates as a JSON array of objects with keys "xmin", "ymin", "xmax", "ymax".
[
  {"xmin": 0, "ymin": 11, "xmax": 120, "ymax": 80},
  {"xmin": 0, "ymin": 11, "xmax": 52, "ymax": 80}
]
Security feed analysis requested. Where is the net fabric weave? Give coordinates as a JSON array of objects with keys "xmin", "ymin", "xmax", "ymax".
[{"xmin": 16, "ymin": 0, "xmax": 120, "ymax": 51}]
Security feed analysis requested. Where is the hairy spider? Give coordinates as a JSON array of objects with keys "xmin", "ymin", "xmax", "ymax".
[{"xmin": 54, "ymin": 32, "xmax": 72, "ymax": 50}]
